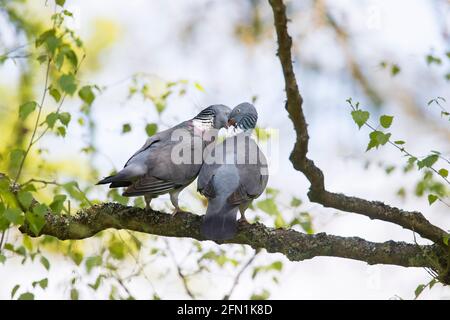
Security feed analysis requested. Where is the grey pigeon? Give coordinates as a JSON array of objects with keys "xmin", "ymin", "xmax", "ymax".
[
  {"xmin": 97, "ymin": 104, "xmax": 231, "ymax": 213},
  {"xmin": 198, "ymin": 102, "xmax": 268, "ymax": 240}
]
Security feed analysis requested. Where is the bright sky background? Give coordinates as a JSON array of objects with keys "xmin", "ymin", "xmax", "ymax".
[{"xmin": 1, "ymin": 0, "xmax": 449, "ymax": 299}]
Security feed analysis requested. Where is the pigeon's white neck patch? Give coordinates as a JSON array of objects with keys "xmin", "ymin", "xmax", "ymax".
[{"xmin": 192, "ymin": 119, "xmax": 213, "ymax": 134}]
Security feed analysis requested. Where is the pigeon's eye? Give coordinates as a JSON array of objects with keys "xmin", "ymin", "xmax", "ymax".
[{"xmin": 236, "ymin": 109, "xmax": 241, "ymax": 113}]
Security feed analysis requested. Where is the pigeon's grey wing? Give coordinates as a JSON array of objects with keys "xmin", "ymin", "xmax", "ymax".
[
  {"xmin": 124, "ymin": 121, "xmax": 191, "ymax": 168},
  {"xmin": 123, "ymin": 175, "xmax": 177, "ymax": 196},
  {"xmin": 98, "ymin": 121, "xmax": 195, "ymax": 188},
  {"xmin": 97, "ymin": 131, "xmax": 165, "ymax": 186},
  {"xmin": 197, "ymin": 168, "xmax": 217, "ymax": 199},
  {"xmin": 123, "ymin": 133, "xmax": 164, "ymax": 168},
  {"xmin": 146, "ymin": 131, "xmax": 202, "ymax": 186},
  {"xmin": 228, "ymin": 141, "xmax": 268, "ymax": 205},
  {"xmin": 197, "ymin": 144, "xmax": 222, "ymax": 198},
  {"xmin": 122, "ymin": 124, "xmax": 201, "ymax": 196}
]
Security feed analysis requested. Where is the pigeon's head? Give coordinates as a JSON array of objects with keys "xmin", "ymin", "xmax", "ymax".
[
  {"xmin": 194, "ymin": 104, "xmax": 231, "ymax": 129},
  {"xmin": 228, "ymin": 102, "xmax": 258, "ymax": 130}
]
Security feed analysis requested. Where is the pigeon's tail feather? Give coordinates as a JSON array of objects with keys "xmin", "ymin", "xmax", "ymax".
[
  {"xmin": 109, "ymin": 181, "xmax": 132, "ymax": 188},
  {"xmin": 201, "ymin": 203, "xmax": 238, "ymax": 241},
  {"xmin": 96, "ymin": 165, "xmax": 145, "ymax": 186},
  {"xmin": 96, "ymin": 175, "xmax": 117, "ymax": 185}
]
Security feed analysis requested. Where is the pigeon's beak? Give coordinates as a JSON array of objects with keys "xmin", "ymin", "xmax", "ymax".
[{"xmin": 227, "ymin": 118, "xmax": 237, "ymax": 127}]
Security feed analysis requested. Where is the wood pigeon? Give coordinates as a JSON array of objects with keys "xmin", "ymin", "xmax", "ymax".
[
  {"xmin": 198, "ymin": 102, "xmax": 268, "ymax": 240},
  {"xmin": 97, "ymin": 104, "xmax": 231, "ymax": 213}
]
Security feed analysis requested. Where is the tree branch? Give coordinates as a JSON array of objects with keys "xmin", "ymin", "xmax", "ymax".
[
  {"xmin": 268, "ymin": 0, "xmax": 448, "ymax": 246},
  {"xmin": 19, "ymin": 203, "xmax": 442, "ymax": 270}
]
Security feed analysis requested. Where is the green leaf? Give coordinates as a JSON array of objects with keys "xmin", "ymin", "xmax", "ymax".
[
  {"xmin": 155, "ymin": 101, "xmax": 166, "ymax": 114},
  {"xmin": 70, "ymin": 251, "xmax": 83, "ymax": 266},
  {"xmin": 443, "ymin": 234, "xmax": 449, "ymax": 246},
  {"xmin": 26, "ymin": 205, "xmax": 47, "ymax": 236},
  {"xmin": 122, "ymin": 123, "xmax": 131, "ymax": 133},
  {"xmin": 18, "ymin": 292, "xmax": 35, "ymax": 300},
  {"xmin": 0, "ymin": 254, "xmax": 5, "ymax": 264},
  {"xmin": 194, "ymin": 82, "xmax": 205, "ymax": 92},
  {"xmin": 58, "ymin": 73, "xmax": 77, "ymax": 95},
  {"xmin": 290, "ymin": 197, "xmax": 302, "ymax": 207},
  {"xmin": 394, "ymin": 140, "xmax": 405, "ymax": 145},
  {"xmin": 37, "ymin": 54, "xmax": 47, "ymax": 64},
  {"xmin": 70, "ymin": 288, "xmax": 79, "ymax": 300},
  {"xmin": 59, "ymin": 112, "xmax": 71, "ymax": 126},
  {"xmin": 40, "ymin": 256, "xmax": 50, "ymax": 271},
  {"xmin": 17, "ymin": 191, "xmax": 33, "ymax": 209},
  {"xmin": 438, "ymin": 168, "xmax": 448, "ymax": 178},
  {"xmin": 55, "ymin": 50, "xmax": 65, "ymax": 70},
  {"xmin": 49, "ymin": 194, "xmax": 67, "ymax": 214},
  {"xmin": 428, "ymin": 194, "xmax": 438, "ymax": 205},
  {"xmin": 408, "ymin": 157, "xmax": 417, "ymax": 166},
  {"xmin": 414, "ymin": 284, "xmax": 426, "ymax": 299},
  {"xmin": 265, "ymin": 188, "xmax": 279, "ymax": 198},
  {"xmin": 417, "ymin": 154, "xmax": 439, "ymax": 169},
  {"xmin": 36, "ymin": 29, "xmax": 60, "ymax": 54},
  {"xmin": 11, "ymin": 285, "xmax": 20, "ymax": 299},
  {"xmin": 33, "ymin": 278, "xmax": 48, "ymax": 289},
  {"xmin": 0, "ymin": 177, "xmax": 10, "ymax": 192},
  {"xmin": 63, "ymin": 10, "xmax": 73, "ymax": 16},
  {"xmin": 62, "ymin": 181, "xmax": 85, "ymax": 202},
  {"xmin": 298, "ymin": 212, "xmax": 314, "ymax": 234},
  {"xmin": 9, "ymin": 149, "xmax": 25, "ymax": 169},
  {"xmin": 85, "ymin": 256, "xmax": 102, "ymax": 273},
  {"xmin": 274, "ymin": 214, "xmax": 286, "ymax": 228},
  {"xmin": 426, "ymin": 55, "xmax": 442, "ymax": 65},
  {"xmin": 391, "ymin": 64, "xmax": 400, "ymax": 76},
  {"xmin": 366, "ymin": 131, "xmax": 391, "ymax": 151},
  {"xmin": 250, "ymin": 289, "xmax": 270, "ymax": 300},
  {"xmin": 4, "ymin": 208, "xmax": 24, "ymax": 225},
  {"xmin": 109, "ymin": 240, "xmax": 125, "ymax": 260},
  {"xmin": 89, "ymin": 276, "xmax": 104, "ymax": 291},
  {"xmin": 56, "ymin": 126, "xmax": 66, "ymax": 137},
  {"xmin": 49, "ymin": 87, "xmax": 61, "ymax": 102},
  {"xmin": 78, "ymin": 86, "xmax": 95, "ymax": 105},
  {"xmin": 145, "ymin": 123, "xmax": 158, "ymax": 137},
  {"xmin": 62, "ymin": 47, "xmax": 78, "ymax": 68},
  {"xmin": 23, "ymin": 234, "xmax": 33, "ymax": 251},
  {"xmin": 270, "ymin": 261, "xmax": 283, "ymax": 271},
  {"xmin": 107, "ymin": 189, "xmax": 129, "ymax": 205},
  {"xmin": 19, "ymin": 101, "xmax": 37, "ymax": 120},
  {"xmin": 46, "ymin": 112, "xmax": 59, "ymax": 128},
  {"xmin": 257, "ymin": 198, "xmax": 280, "ymax": 216},
  {"xmin": 56, "ymin": 0, "xmax": 66, "ymax": 6},
  {"xmin": 254, "ymin": 127, "xmax": 271, "ymax": 141},
  {"xmin": 351, "ymin": 110, "xmax": 370, "ymax": 129},
  {"xmin": 379, "ymin": 115, "xmax": 393, "ymax": 129}
]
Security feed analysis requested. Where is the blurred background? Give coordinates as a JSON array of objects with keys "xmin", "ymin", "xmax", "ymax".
[{"xmin": 0, "ymin": 0, "xmax": 449, "ymax": 299}]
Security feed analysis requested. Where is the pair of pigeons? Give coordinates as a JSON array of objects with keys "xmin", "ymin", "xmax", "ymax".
[{"xmin": 97, "ymin": 103, "xmax": 268, "ymax": 240}]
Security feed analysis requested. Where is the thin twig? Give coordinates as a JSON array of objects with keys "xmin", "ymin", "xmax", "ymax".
[
  {"xmin": 223, "ymin": 249, "xmax": 259, "ymax": 300},
  {"xmin": 114, "ymin": 274, "xmax": 134, "ymax": 299},
  {"xmin": 33, "ymin": 54, "xmax": 86, "ymax": 145},
  {"xmin": 165, "ymin": 239, "xmax": 195, "ymax": 299},
  {"xmin": 14, "ymin": 58, "xmax": 51, "ymax": 183},
  {"xmin": 0, "ymin": 230, "xmax": 6, "ymax": 253},
  {"xmin": 116, "ymin": 231, "xmax": 160, "ymax": 298}
]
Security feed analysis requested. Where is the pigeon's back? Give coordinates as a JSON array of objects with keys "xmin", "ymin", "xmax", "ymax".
[{"xmin": 199, "ymin": 133, "xmax": 268, "ymax": 240}]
